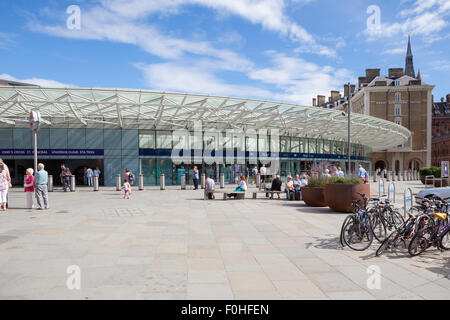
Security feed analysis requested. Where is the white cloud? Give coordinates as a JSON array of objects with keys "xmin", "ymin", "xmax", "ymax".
[
  {"xmin": 363, "ymin": 0, "xmax": 450, "ymax": 42},
  {"xmin": 248, "ymin": 52, "xmax": 353, "ymax": 104},
  {"xmin": 0, "ymin": 73, "xmax": 75, "ymax": 88},
  {"xmin": 135, "ymin": 62, "xmax": 274, "ymax": 99},
  {"xmin": 35, "ymin": 0, "xmax": 334, "ymax": 57}
]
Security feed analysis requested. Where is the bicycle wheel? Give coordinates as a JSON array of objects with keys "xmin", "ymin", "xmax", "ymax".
[
  {"xmin": 342, "ymin": 216, "xmax": 373, "ymax": 251},
  {"xmin": 340, "ymin": 215, "xmax": 353, "ymax": 248},
  {"xmin": 376, "ymin": 230, "xmax": 397, "ymax": 257},
  {"xmin": 439, "ymin": 227, "xmax": 450, "ymax": 250},
  {"xmin": 408, "ymin": 235, "xmax": 428, "ymax": 256},
  {"xmin": 370, "ymin": 212, "xmax": 387, "ymax": 243},
  {"xmin": 391, "ymin": 210, "xmax": 405, "ymax": 229}
]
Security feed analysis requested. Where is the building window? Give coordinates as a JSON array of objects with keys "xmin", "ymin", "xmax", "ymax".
[
  {"xmin": 156, "ymin": 130, "xmax": 172, "ymax": 149},
  {"xmin": 395, "ymin": 105, "xmax": 401, "ymax": 116},
  {"xmin": 394, "ymin": 80, "xmax": 400, "ymax": 86},
  {"xmin": 280, "ymin": 137, "xmax": 291, "ymax": 153},
  {"xmin": 139, "ymin": 130, "xmax": 155, "ymax": 149},
  {"xmin": 395, "ymin": 119, "xmax": 402, "ymax": 126},
  {"xmin": 395, "ymin": 92, "xmax": 401, "ymax": 102}
]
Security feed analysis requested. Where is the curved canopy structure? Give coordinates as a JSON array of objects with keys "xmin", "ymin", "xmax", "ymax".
[{"xmin": 0, "ymin": 86, "xmax": 411, "ymax": 151}]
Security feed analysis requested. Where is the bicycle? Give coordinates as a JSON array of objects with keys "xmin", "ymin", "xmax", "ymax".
[{"xmin": 340, "ymin": 193, "xmax": 374, "ymax": 251}]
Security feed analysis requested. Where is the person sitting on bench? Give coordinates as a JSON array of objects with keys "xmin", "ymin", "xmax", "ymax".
[
  {"xmin": 205, "ymin": 177, "xmax": 215, "ymax": 199},
  {"xmin": 228, "ymin": 175, "xmax": 247, "ymax": 198},
  {"xmin": 267, "ymin": 175, "xmax": 282, "ymax": 199},
  {"xmin": 285, "ymin": 176, "xmax": 294, "ymax": 200}
]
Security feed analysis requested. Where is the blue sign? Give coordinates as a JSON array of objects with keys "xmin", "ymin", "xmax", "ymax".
[{"xmin": 0, "ymin": 149, "xmax": 104, "ymax": 156}]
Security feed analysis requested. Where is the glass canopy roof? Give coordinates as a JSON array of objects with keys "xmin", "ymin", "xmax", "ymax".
[{"xmin": 0, "ymin": 86, "xmax": 411, "ymax": 151}]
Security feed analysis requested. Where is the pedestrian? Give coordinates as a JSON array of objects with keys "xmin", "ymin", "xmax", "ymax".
[
  {"xmin": 193, "ymin": 166, "xmax": 199, "ymax": 190},
  {"xmin": 0, "ymin": 158, "xmax": 10, "ymax": 209},
  {"xmin": 357, "ymin": 164, "xmax": 368, "ymax": 183},
  {"xmin": 93, "ymin": 167, "xmax": 101, "ymax": 177},
  {"xmin": 337, "ymin": 167, "xmax": 345, "ymax": 178},
  {"xmin": 252, "ymin": 166, "xmax": 258, "ymax": 185},
  {"xmin": 0, "ymin": 163, "xmax": 11, "ymax": 211},
  {"xmin": 86, "ymin": 167, "xmax": 94, "ymax": 187},
  {"xmin": 60, "ymin": 164, "xmax": 71, "ymax": 192},
  {"xmin": 285, "ymin": 176, "xmax": 294, "ymax": 200},
  {"xmin": 122, "ymin": 178, "xmax": 131, "ymax": 199},
  {"xmin": 124, "ymin": 168, "xmax": 135, "ymax": 185},
  {"xmin": 24, "ymin": 168, "xmax": 35, "ymax": 209},
  {"xmin": 322, "ymin": 169, "xmax": 331, "ymax": 178},
  {"xmin": 35, "ymin": 163, "xmax": 49, "ymax": 210}
]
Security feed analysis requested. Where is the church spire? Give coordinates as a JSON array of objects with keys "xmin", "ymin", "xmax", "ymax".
[{"xmin": 405, "ymin": 35, "xmax": 415, "ymax": 78}]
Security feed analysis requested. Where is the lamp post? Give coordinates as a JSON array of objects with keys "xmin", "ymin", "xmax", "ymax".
[
  {"xmin": 28, "ymin": 110, "xmax": 41, "ymax": 173},
  {"xmin": 347, "ymin": 86, "xmax": 351, "ymax": 175}
]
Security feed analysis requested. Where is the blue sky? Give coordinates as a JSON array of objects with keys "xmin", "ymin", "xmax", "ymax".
[{"xmin": 0, "ymin": 0, "xmax": 449, "ymax": 105}]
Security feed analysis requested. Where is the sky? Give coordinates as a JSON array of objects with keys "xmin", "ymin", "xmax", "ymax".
[{"xmin": 0, "ymin": 0, "xmax": 449, "ymax": 105}]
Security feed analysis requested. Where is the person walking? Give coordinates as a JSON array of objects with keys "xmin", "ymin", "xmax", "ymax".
[
  {"xmin": 24, "ymin": 168, "xmax": 35, "ymax": 209},
  {"xmin": 35, "ymin": 163, "xmax": 49, "ymax": 210},
  {"xmin": 0, "ymin": 159, "xmax": 10, "ymax": 209},
  {"xmin": 193, "ymin": 166, "xmax": 199, "ymax": 190},
  {"xmin": 357, "ymin": 164, "xmax": 369, "ymax": 183},
  {"xmin": 251, "ymin": 166, "xmax": 258, "ymax": 185},
  {"xmin": 124, "ymin": 168, "xmax": 135, "ymax": 185},
  {"xmin": 269, "ymin": 175, "xmax": 282, "ymax": 199},
  {"xmin": 122, "ymin": 178, "xmax": 132, "ymax": 199},
  {"xmin": 0, "ymin": 163, "xmax": 11, "ymax": 211},
  {"xmin": 60, "ymin": 164, "xmax": 71, "ymax": 192},
  {"xmin": 86, "ymin": 167, "xmax": 94, "ymax": 187}
]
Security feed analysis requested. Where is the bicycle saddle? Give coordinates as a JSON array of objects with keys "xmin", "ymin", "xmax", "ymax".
[{"xmin": 433, "ymin": 213, "xmax": 447, "ymax": 221}]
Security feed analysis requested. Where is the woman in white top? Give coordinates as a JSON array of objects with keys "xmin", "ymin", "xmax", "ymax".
[
  {"xmin": 0, "ymin": 163, "xmax": 11, "ymax": 211},
  {"xmin": 228, "ymin": 176, "xmax": 247, "ymax": 198}
]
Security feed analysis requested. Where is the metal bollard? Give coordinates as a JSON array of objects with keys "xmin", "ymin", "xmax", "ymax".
[
  {"xmin": 220, "ymin": 173, "xmax": 225, "ymax": 189},
  {"xmin": 116, "ymin": 174, "xmax": 121, "ymax": 191},
  {"xmin": 139, "ymin": 174, "xmax": 144, "ymax": 190},
  {"xmin": 256, "ymin": 173, "xmax": 260, "ymax": 187},
  {"xmin": 48, "ymin": 175, "xmax": 53, "ymax": 192},
  {"xmin": 201, "ymin": 174, "xmax": 205, "ymax": 190},
  {"xmin": 70, "ymin": 175, "xmax": 76, "ymax": 192},
  {"xmin": 181, "ymin": 174, "xmax": 186, "ymax": 190},
  {"xmin": 93, "ymin": 176, "xmax": 99, "ymax": 191},
  {"xmin": 160, "ymin": 174, "xmax": 165, "ymax": 190}
]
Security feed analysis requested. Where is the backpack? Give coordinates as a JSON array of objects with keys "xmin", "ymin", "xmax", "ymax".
[{"xmin": 129, "ymin": 172, "xmax": 135, "ymax": 182}]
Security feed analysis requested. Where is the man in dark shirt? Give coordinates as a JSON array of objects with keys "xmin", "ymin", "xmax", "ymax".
[{"xmin": 60, "ymin": 164, "xmax": 72, "ymax": 192}]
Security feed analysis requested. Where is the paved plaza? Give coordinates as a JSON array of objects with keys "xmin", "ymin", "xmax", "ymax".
[{"xmin": 0, "ymin": 181, "xmax": 449, "ymax": 300}]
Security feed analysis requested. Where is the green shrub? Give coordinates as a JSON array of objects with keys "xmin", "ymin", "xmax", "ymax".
[
  {"xmin": 420, "ymin": 167, "xmax": 441, "ymax": 178},
  {"xmin": 306, "ymin": 176, "xmax": 329, "ymax": 188},
  {"xmin": 327, "ymin": 176, "xmax": 363, "ymax": 185}
]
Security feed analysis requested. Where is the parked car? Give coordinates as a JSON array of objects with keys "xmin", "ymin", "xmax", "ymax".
[{"xmin": 415, "ymin": 187, "xmax": 450, "ymax": 204}]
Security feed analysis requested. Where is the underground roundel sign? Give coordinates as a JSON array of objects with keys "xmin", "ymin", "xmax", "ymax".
[{"xmin": 29, "ymin": 110, "xmax": 41, "ymax": 131}]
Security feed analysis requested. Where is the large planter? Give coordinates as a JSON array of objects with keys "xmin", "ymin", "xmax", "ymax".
[
  {"xmin": 324, "ymin": 183, "xmax": 370, "ymax": 213},
  {"xmin": 302, "ymin": 187, "xmax": 327, "ymax": 207},
  {"xmin": 420, "ymin": 175, "xmax": 449, "ymax": 187}
]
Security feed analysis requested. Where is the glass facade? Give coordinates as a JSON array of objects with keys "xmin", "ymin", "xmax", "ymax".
[{"xmin": 0, "ymin": 127, "xmax": 372, "ymax": 186}]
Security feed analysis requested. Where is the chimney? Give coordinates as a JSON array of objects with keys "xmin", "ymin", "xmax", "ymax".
[
  {"xmin": 365, "ymin": 69, "xmax": 380, "ymax": 83},
  {"xmin": 330, "ymin": 90, "xmax": 340, "ymax": 102},
  {"xmin": 317, "ymin": 95, "xmax": 326, "ymax": 105},
  {"xmin": 350, "ymin": 84, "xmax": 355, "ymax": 95},
  {"xmin": 358, "ymin": 77, "xmax": 367, "ymax": 88},
  {"xmin": 388, "ymin": 68, "xmax": 404, "ymax": 78},
  {"xmin": 312, "ymin": 98, "xmax": 317, "ymax": 106}
]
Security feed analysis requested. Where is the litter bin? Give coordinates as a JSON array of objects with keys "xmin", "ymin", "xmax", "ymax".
[
  {"xmin": 93, "ymin": 176, "xmax": 99, "ymax": 191},
  {"xmin": 160, "ymin": 174, "xmax": 165, "ymax": 190},
  {"xmin": 70, "ymin": 175, "xmax": 76, "ymax": 192}
]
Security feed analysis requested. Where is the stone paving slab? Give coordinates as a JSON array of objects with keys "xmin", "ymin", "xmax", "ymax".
[{"xmin": 0, "ymin": 181, "xmax": 448, "ymax": 300}]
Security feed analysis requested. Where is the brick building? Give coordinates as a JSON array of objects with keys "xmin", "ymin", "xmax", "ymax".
[
  {"xmin": 432, "ymin": 95, "xmax": 450, "ymax": 166},
  {"xmin": 313, "ymin": 37, "xmax": 434, "ymax": 173}
]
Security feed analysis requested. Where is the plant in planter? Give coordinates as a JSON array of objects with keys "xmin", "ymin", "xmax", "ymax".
[
  {"xmin": 302, "ymin": 177, "xmax": 329, "ymax": 207},
  {"xmin": 324, "ymin": 176, "xmax": 369, "ymax": 213}
]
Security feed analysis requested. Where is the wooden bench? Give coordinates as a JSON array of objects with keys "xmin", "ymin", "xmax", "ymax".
[
  {"xmin": 252, "ymin": 191, "xmax": 283, "ymax": 199},
  {"xmin": 204, "ymin": 190, "xmax": 246, "ymax": 200}
]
